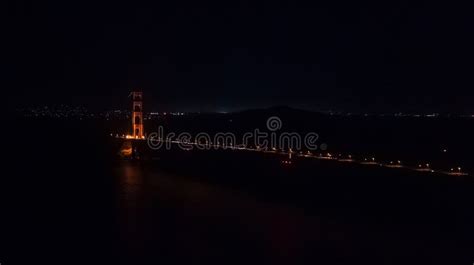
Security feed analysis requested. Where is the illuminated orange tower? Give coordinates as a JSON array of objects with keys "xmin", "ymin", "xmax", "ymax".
[{"xmin": 131, "ymin": 91, "xmax": 144, "ymax": 138}]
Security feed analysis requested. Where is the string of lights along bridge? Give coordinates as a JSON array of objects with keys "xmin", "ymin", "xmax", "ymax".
[{"xmin": 114, "ymin": 91, "xmax": 468, "ymax": 177}]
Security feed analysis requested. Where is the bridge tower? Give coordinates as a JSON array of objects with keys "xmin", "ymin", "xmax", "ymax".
[{"xmin": 131, "ymin": 91, "xmax": 144, "ymax": 138}]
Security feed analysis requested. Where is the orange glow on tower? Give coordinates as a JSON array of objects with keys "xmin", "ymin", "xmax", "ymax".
[{"xmin": 131, "ymin": 91, "xmax": 144, "ymax": 138}]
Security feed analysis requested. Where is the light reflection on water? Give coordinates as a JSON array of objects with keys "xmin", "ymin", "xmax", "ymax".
[
  {"xmin": 116, "ymin": 161, "xmax": 146, "ymax": 259},
  {"xmin": 119, "ymin": 161, "xmax": 144, "ymax": 207}
]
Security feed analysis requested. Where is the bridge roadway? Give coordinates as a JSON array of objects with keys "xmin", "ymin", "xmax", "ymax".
[{"xmin": 114, "ymin": 134, "xmax": 469, "ymax": 177}]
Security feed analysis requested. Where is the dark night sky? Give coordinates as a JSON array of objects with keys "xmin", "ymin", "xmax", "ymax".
[{"xmin": 4, "ymin": 0, "xmax": 474, "ymax": 113}]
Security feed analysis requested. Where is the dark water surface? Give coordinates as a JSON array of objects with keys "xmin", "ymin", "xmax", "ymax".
[{"xmin": 1, "ymin": 118, "xmax": 473, "ymax": 264}]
